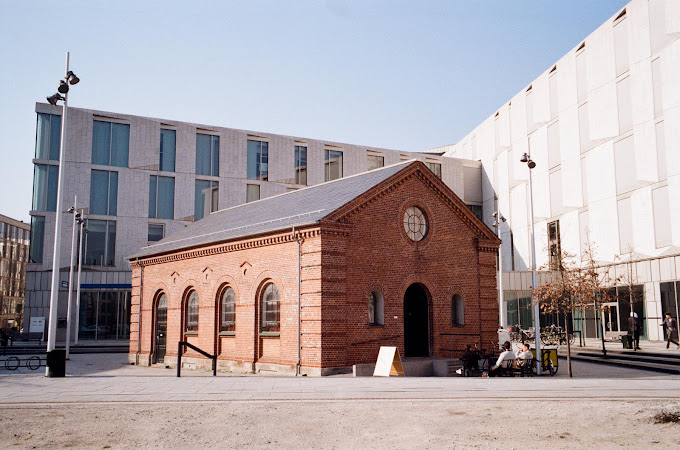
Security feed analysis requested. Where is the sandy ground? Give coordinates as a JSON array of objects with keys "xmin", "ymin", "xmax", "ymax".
[{"xmin": 1, "ymin": 399, "xmax": 679, "ymax": 449}]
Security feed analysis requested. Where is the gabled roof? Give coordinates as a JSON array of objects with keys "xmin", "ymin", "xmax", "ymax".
[{"xmin": 130, "ymin": 160, "xmax": 417, "ymax": 259}]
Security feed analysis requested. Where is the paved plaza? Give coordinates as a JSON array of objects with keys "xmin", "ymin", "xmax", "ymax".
[{"xmin": 1, "ymin": 354, "xmax": 680, "ymax": 448}]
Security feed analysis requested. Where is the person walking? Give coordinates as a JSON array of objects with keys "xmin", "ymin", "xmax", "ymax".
[
  {"xmin": 661, "ymin": 312, "xmax": 679, "ymax": 350},
  {"xmin": 628, "ymin": 312, "xmax": 641, "ymax": 351}
]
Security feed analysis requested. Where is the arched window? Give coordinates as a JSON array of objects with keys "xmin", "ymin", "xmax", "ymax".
[
  {"xmin": 185, "ymin": 290, "xmax": 199, "ymax": 332},
  {"xmin": 452, "ymin": 294, "xmax": 464, "ymax": 326},
  {"xmin": 261, "ymin": 283, "xmax": 280, "ymax": 332},
  {"xmin": 220, "ymin": 287, "xmax": 236, "ymax": 332},
  {"xmin": 368, "ymin": 291, "xmax": 384, "ymax": 325}
]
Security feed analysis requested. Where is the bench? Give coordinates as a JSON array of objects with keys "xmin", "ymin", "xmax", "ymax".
[
  {"xmin": 10, "ymin": 332, "xmax": 43, "ymax": 346},
  {"xmin": 604, "ymin": 331, "xmax": 627, "ymax": 342}
]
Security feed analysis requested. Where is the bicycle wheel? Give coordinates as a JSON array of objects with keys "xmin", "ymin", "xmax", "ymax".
[
  {"xmin": 568, "ymin": 333, "xmax": 575, "ymax": 345},
  {"xmin": 540, "ymin": 333, "xmax": 552, "ymax": 346},
  {"xmin": 27, "ymin": 356, "xmax": 41, "ymax": 370},
  {"xmin": 5, "ymin": 356, "xmax": 19, "ymax": 370}
]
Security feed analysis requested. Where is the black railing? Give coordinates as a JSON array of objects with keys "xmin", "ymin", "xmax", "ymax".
[
  {"xmin": 439, "ymin": 333, "xmax": 487, "ymax": 358},
  {"xmin": 177, "ymin": 341, "xmax": 217, "ymax": 377}
]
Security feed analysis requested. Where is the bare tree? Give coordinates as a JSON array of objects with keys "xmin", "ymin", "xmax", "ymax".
[{"xmin": 615, "ymin": 247, "xmax": 645, "ymax": 350}]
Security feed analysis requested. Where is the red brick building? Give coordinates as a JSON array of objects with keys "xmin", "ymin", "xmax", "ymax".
[{"xmin": 128, "ymin": 161, "xmax": 500, "ymax": 375}]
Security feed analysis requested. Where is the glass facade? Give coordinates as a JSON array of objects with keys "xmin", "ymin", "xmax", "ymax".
[
  {"xmin": 160, "ymin": 129, "xmax": 176, "ymax": 172},
  {"xmin": 78, "ymin": 290, "xmax": 131, "ymax": 340},
  {"xmin": 89, "ymin": 170, "xmax": 118, "ymax": 216},
  {"xmin": 324, "ymin": 149, "xmax": 343, "ymax": 182},
  {"xmin": 92, "ymin": 120, "xmax": 130, "ymax": 167},
  {"xmin": 35, "ymin": 113, "xmax": 61, "ymax": 160},
  {"xmin": 85, "ymin": 219, "xmax": 116, "ymax": 266},
  {"xmin": 194, "ymin": 180, "xmax": 218, "ymax": 220},
  {"xmin": 295, "ymin": 146, "xmax": 307, "ymax": 185},
  {"xmin": 149, "ymin": 175, "xmax": 175, "ymax": 219},
  {"xmin": 426, "ymin": 162, "xmax": 442, "ymax": 179},
  {"xmin": 196, "ymin": 134, "xmax": 220, "ymax": 176},
  {"xmin": 28, "ymin": 216, "xmax": 45, "ymax": 264},
  {"xmin": 32, "ymin": 164, "xmax": 58, "ymax": 211}
]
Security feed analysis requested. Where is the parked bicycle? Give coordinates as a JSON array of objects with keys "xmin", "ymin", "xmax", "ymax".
[{"xmin": 540, "ymin": 324, "xmax": 575, "ymax": 346}]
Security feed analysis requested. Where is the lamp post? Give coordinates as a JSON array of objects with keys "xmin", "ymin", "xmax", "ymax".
[
  {"xmin": 65, "ymin": 198, "xmax": 81, "ymax": 360},
  {"xmin": 520, "ymin": 152, "xmax": 541, "ymax": 376},
  {"xmin": 493, "ymin": 211, "xmax": 506, "ymax": 328},
  {"xmin": 74, "ymin": 213, "xmax": 86, "ymax": 346},
  {"xmin": 45, "ymin": 52, "xmax": 80, "ymax": 377}
]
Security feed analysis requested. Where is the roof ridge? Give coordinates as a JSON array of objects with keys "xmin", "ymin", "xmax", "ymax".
[{"xmin": 208, "ymin": 159, "xmax": 417, "ymax": 217}]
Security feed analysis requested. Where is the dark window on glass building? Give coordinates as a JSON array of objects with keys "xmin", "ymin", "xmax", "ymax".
[
  {"xmin": 195, "ymin": 180, "xmax": 218, "ymax": 220},
  {"xmin": 149, "ymin": 175, "xmax": 175, "ymax": 219},
  {"xmin": 159, "ymin": 129, "xmax": 176, "ymax": 172},
  {"xmin": 32, "ymin": 164, "xmax": 59, "ymax": 212},
  {"xmin": 92, "ymin": 120, "xmax": 130, "ymax": 167},
  {"xmin": 324, "ymin": 149, "xmax": 343, "ymax": 182},
  {"xmin": 196, "ymin": 134, "xmax": 219, "ymax": 176},
  {"xmin": 147, "ymin": 224, "xmax": 164, "ymax": 242},
  {"xmin": 85, "ymin": 219, "xmax": 116, "ymax": 266},
  {"xmin": 35, "ymin": 113, "xmax": 61, "ymax": 161},
  {"xmin": 89, "ymin": 170, "xmax": 118, "ymax": 216},
  {"xmin": 29, "ymin": 216, "xmax": 45, "ymax": 263},
  {"xmin": 295, "ymin": 146, "xmax": 307, "ymax": 185},
  {"xmin": 247, "ymin": 140, "xmax": 268, "ymax": 180}
]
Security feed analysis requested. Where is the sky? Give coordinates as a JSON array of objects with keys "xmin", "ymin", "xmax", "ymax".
[{"xmin": 0, "ymin": 0, "xmax": 629, "ymax": 223}]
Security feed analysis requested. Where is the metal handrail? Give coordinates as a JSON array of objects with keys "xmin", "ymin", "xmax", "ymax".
[{"xmin": 177, "ymin": 341, "xmax": 217, "ymax": 377}]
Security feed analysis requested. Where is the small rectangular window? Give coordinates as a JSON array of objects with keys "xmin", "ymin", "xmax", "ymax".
[
  {"xmin": 148, "ymin": 175, "xmax": 175, "ymax": 219},
  {"xmin": 147, "ymin": 223, "xmax": 164, "ymax": 242},
  {"xmin": 426, "ymin": 161, "xmax": 442, "ymax": 179},
  {"xmin": 295, "ymin": 145, "xmax": 307, "ymax": 185},
  {"xmin": 367, "ymin": 154, "xmax": 384, "ymax": 171},
  {"xmin": 92, "ymin": 120, "xmax": 130, "ymax": 167},
  {"xmin": 35, "ymin": 113, "xmax": 61, "ymax": 161},
  {"xmin": 29, "ymin": 216, "xmax": 45, "ymax": 263},
  {"xmin": 196, "ymin": 134, "xmax": 219, "ymax": 176},
  {"xmin": 85, "ymin": 219, "xmax": 116, "ymax": 266},
  {"xmin": 324, "ymin": 149, "xmax": 343, "ymax": 182},
  {"xmin": 547, "ymin": 220, "xmax": 561, "ymax": 270},
  {"xmin": 656, "ymin": 121, "xmax": 666, "ymax": 180},
  {"xmin": 159, "ymin": 129, "xmax": 176, "ymax": 172},
  {"xmin": 89, "ymin": 170, "xmax": 118, "ymax": 216},
  {"xmin": 247, "ymin": 140, "xmax": 269, "ymax": 180},
  {"xmin": 194, "ymin": 180, "xmax": 218, "ymax": 220},
  {"xmin": 246, "ymin": 184, "xmax": 260, "ymax": 203}
]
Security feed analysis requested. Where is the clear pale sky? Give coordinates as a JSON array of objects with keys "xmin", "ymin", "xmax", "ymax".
[{"xmin": 0, "ymin": 0, "xmax": 628, "ymax": 223}]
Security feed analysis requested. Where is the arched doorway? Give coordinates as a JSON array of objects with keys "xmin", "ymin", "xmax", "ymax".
[
  {"xmin": 154, "ymin": 293, "xmax": 168, "ymax": 364},
  {"xmin": 404, "ymin": 284, "xmax": 430, "ymax": 357}
]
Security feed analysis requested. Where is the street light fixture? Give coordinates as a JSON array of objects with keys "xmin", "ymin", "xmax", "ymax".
[
  {"xmin": 520, "ymin": 152, "xmax": 541, "ymax": 376},
  {"xmin": 45, "ymin": 52, "xmax": 80, "ymax": 377}
]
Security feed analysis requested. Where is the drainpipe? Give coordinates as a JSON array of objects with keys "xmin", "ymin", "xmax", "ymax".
[
  {"xmin": 293, "ymin": 226, "xmax": 302, "ymax": 376},
  {"xmin": 135, "ymin": 259, "xmax": 143, "ymax": 365}
]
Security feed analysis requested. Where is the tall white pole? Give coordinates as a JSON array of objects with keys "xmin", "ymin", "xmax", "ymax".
[
  {"xmin": 46, "ymin": 52, "xmax": 70, "ymax": 372},
  {"xmin": 65, "ymin": 195, "xmax": 77, "ymax": 359},
  {"xmin": 528, "ymin": 167, "xmax": 541, "ymax": 376},
  {"xmin": 74, "ymin": 214, "xmax": 84, "ymax": 345}
]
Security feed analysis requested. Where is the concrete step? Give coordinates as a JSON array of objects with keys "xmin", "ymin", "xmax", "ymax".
[{"xmin": 563, "ymin": 353, "xmax": 680, "ymax": 375}]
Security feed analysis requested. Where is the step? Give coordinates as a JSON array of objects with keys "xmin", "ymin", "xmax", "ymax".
[
  {"xmin": 564, "ymin": 354, "xmax": 680, "ymax": 375},
  {"xmin": 567, "ymin": 351, "xmax": 680, "ymax": 366}
]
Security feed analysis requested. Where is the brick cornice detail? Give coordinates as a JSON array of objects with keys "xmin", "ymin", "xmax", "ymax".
[{"xmin": 132, "ymin": 228, "xmax": 320, "ymax": 267}]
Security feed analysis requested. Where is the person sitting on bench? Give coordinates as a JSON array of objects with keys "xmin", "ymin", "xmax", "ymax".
[{"xmin": 488, "ymin": 341, "xmax": 515, "ymax": 377}]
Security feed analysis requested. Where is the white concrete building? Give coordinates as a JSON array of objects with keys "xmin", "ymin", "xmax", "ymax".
[
  {"xmin": 430, "ymin": 0, "xmax": 680, "ymax": 341},
  {"xmin": 26, "ymin": 103, "xmax": 482, "ymax": 342}
]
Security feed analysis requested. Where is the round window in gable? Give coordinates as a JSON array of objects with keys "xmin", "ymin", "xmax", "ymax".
[{"xmin": 403, "ymin": 206, "xmax": 428, "ymax": 242}]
